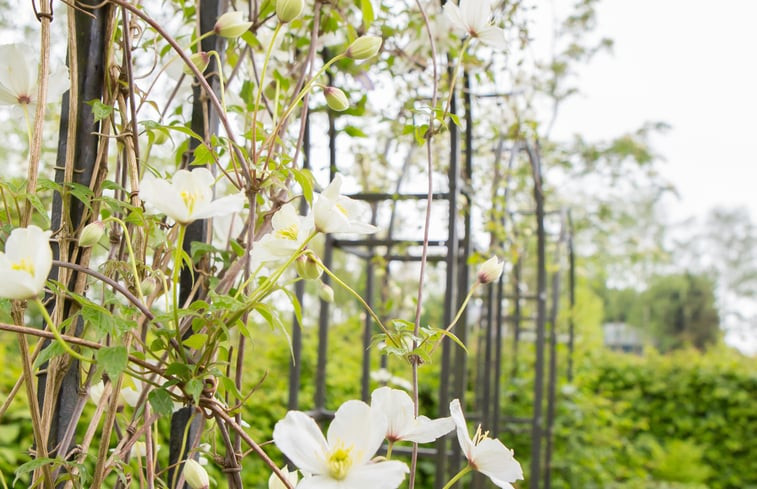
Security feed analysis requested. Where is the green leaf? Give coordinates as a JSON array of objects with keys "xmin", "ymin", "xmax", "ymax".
[
  {"xmin": 86, "ymin": 99, "xmax": 114, "ymax": 123},
  {"xmin": 96, "ymin": 346, "xmax": 128, "ymax": 379},
  {"xmin": 185, "ymin": 378, "xmax": 204, "ymax": 404},
  {"xmin": 14, "ymin": 457, "xmax": 60, "ymax": 485},
  {"xmin": 292, "ymin": 168, "xmax": 314, "ymax": 204},
  {"xmin": 33, "ymin": 341, "xmax": 65, "ymax": 369},
  {"xmin": 182, "ymin": 333, "xmax": 208, "ymax": 350},
  {"xmin": 360, "ymin": 0, "xmax": 375, "ymax": 30},
  {"xmin": 148, "ymin": 388, "xmax": 175, "ymax": 417}
]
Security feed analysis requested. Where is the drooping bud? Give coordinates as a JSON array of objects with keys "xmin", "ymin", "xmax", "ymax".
[
  {"xmin": 214, "ymin": 11, "xmax": 253, "ymax": 39},
  {"xmin": 295, "ymin": 254, "xmax": 322, "ymax": 280},
  {"xmin": 345, "ymin": 36, "xmax": 382, "ymax": 59},
  {"xmin": 183, "ymin": 51, "xmax": 211, "ymax": 76},
  {"xmin": 276, "ymin": 0, "xmax": 304, "ymax": 23},
  {"xmin": 140, "ymin": 277, "xmax": 158, "ymax": 297},
  {"xmin": 183, "ymin": 459, "xmax": 210, "ymax": 489},
  {"xmin": 318, "ymin": 282, "xmax": 335, "ymax": 303},
  {"xmin": 477, "ymin": 256, "xmax": 504, "ymax": 284},
  {"xmin": 269, "ymin": 466, "xmax": 299, "ymax": 489},
  {"xmin": 79, "ymin": 221, "xmax": 105, "ymax": 248},
  {"xmin": 323, "ymin": 87, "xmax": 349, "ymax": 112}
]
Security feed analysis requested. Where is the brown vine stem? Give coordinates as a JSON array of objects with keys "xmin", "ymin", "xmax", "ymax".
[
  {"xmin": 23, "ymin": 0, "xmax": 52, "ymax": 226},
  {"xmin": 103, "ymin": 0, "xmax": 252, "ymax": 187},
  {"xmin": 409, "ymin": 1, "xmax": 440, "ymax": 488},
  {"xmin": 205, "ymin": 401, "xmax": 295, "ymax": 489}
]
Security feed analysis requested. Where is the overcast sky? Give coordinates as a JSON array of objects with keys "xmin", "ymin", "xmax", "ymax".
[{"xmin": 544, "ymin": 0, "xmax": 757, "ymax": 222}]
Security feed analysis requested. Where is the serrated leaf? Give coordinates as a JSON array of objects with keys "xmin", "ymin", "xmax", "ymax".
[
  {"xmin": 96, "ymin": 346, "xmax": 128, "ymax": 379},
  {"xmin": 292, "ymin": 168, "xmax": 314, "ymax": 204},
  {"xmin": 148, "ymin": 388, "xmax": 175, "ymax": 417},
  {"xmin": 33, "ymin": 341, "xmax": 65, "ymax": 369},
  {"xmin": 87, "ymin": 99, "xmax": 113, "ymax": 123},
  {"xmin": 185, "ymin": 378, "xmax": 204, "ymax": 404},
  {"xmin": 14, "ymin": 457, "xmax": 59, "ymax": 485}
]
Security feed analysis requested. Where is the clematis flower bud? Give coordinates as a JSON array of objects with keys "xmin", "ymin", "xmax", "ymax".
[
  {"xmin": 477, "ymin": 256, "xmax": 504, "ymax": 284},
  {"xmin": 79, "ymin": 221, "xmax": 105, "ymax": 248},
  {"xmin": 214, "ymin": 11, "xmax": 252, "ymax": 39},
  {"xmin": 345, "ymin": 36, "xmax": 382, "ymax": 59},
  {"xmin": 276, "ymin": 0, "xmax": 304, "ymax": 23},
  {"xmin": 295, "ymin": 254, "xmax": 322, "ymax": 280},
  {"xmin": 323, "ymin": 87, "xmax": 349, "ymax": 112},
  {"xmin": 183, "ymin": 459, "xmax": 209, "ymax": 489},
  {"xmin": 183, "ymin": 51, "xmax": 211, "ymax": 76},
  {"xmin": 318, "ymin": 283, "xmax": 334, "ymax": 303}
]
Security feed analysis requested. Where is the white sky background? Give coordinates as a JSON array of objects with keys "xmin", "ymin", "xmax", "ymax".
[
  {"xmin": 539, "ymin": 0, "xmax": 757, "ymax": 221},
  {"xmin": 533, "ymin": 1, "xmax": 757, "ymax": 353}
]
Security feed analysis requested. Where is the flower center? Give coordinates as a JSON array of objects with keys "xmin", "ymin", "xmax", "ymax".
[
  {"xmin": 11, "ymin": 258, "xmax": 35, "ymax": 276},
  {"xmin": 180, "ymin": 190, "xmax": 199, "ymax": 215},
  {"xmin": 327, "ymin": 445, "xmax": 353, "ymax": 480},
  {"xmin": 472, "ymin": 424, "xmax": 490, "ymax": 445},
  {"xmin": 17, "ymin": 94, "xmax": 31, "ymax": 105},
  {"xmin": 276, "ymin": 223, "xmax": 299, "ymax": 241}
]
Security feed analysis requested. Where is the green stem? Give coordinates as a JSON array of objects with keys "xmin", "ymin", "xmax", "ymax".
[
  {"xmin": 441, "ymin": 465, "xmax": 473, "ymax": 489},
  {"xmin": 316, "ymin": 257, "xmax": 397, "ymax": 345},
  {"xmin": 261, "ymin": 53, "xmax": 346, "ymax": 163},
  {"xmin": 251, "ymin": 22, "xmax": 282, "ymax": 162},
  {"xmin": 172, "ymin": 224, "xmax": 188, "ymax": 358},
  {"xmin": 429, "ymin": 282, "xmax": 479, "ymax": 353},
  {"xmin": 386, "ymin": 441, "xmax": 394, "ymax": 460},
  {"xmin": 22, "ymin": 104, "xmax": 33, "ymax": 150},
  {"xmin": 442, "ymin": 37, "xmax": 473, "ymax": 121},
  {"xmin": 103, "ymin": 216, "xmax": 144, "ymax": 302},
  {"xmin": 34, "ymin": 298, "xmax": 89, "ymax": 363}
]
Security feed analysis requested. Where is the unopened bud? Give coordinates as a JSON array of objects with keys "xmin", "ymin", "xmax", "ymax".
[
  {"xmin": 318, "ymin": 283, "xmax": 334, "ymax": 303},
  {"xmin": 276, "ymin": 0, "xmax": 304, "ymax": 23},
  {"xmin": 79, "ymin": 221, "xmax": 105, "ymax": 248},
  {"xmin": 183, "ymin": 51, "xmax": 210, "ymax": 76},
  {"xmin": 324, "ymin": 87, "xmax": 349, "ymax": 112},
  {"xmin": 214, "ymin": 11, "xmax": 253, "ymax": 39},
  {"xmin": 183, "ymin": 459, "xmax": 209, "ymax": 489},
  {"xmin": 345, "ymin": 36, "xmax": 382, "ymax": 59},
  {"xmin": 295, "ymin": 254, "xmax": 322, "ymax": 280},
  {"xmin": 477, "ymin": 256, "xmax": 504, "ymax": 284},
  {"xmin": 140, "ymin": 277, "xmax": 157, "ymax": 297}
]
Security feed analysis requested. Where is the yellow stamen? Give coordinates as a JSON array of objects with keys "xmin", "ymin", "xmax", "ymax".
[
  {"xmin": 180, "ymin": 190, "xmax": 198, "ymax": 214},
  {"xmin": 336, "ymin": 203, "xmax": 348, "ymax": 216},
  {"xmin": 11, "ymin": 258, "xmax": 35, "ymax": 276},
  {"xmin": 276, "ymin": 223, "xmax": 299, "ymax": 241},
  {"xmin": 327, "ymin": 445, "xmax": 353, "ymax": 480},
  {"xmin": 472, "ymin": 425, "xmax": 490, "ymax": 445}
]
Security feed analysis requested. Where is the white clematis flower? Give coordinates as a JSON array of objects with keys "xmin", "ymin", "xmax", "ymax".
[
  {"xmin": 273, "ymin": 400, "xmax": 409, "ymax": 489},
  {"xmin": 443, "ymin": 0, "xmax": 506, "ymax": 49},
  {"xmin": 313, "ymin": 174, "xmax": 378, "ymax": 234},
  {"xmin": 477, "ymin": 256, "xmax": 504, "ymax": 284},
  {"xmin": 450, "ymin": 399, "xmax": 523, "ymax": 489},
  {"xmin": 371, "ymin": 387, "xmax": 455, "ymax": 443},
  {"xmin": 0, "ymin": 44, "xmax": 68, "ymax": 108},
  {"xmin": 250, "ymin": 203, "xmax": 314, "ymax": 266},
  {"xmin": 139, "ymin": 168, "xmax": 245, "ymax": 225},
  {"xmin": 0, "ymin": 226, "xmax": 53, "ymax": 300}
]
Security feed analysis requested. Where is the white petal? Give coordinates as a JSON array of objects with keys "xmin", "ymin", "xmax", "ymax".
[
  {"xmin": 272, "ymin": 203, "xmax": 299, "ymax": 230},
  {"xmin": 461, "ymin": 0, "xmax": 491, "ymax": 33},
  {"xmin": 296, "ymin": 475, "xmax": 341, "ymax": 489},
  {"xmin": 371, "ymin": 387, "xmax": 414, "ymax": 441},
  {"xmin": 192, "ymin": 192, "xmax": 246, "ymax": 220},
  {"xmin": 401, "ymin": 416, "xmax": 455, "ymax": 444},
  {"xmin": 443, "ymin": 2, "xmax": 468, "ymax": 34},
  {"xmin": 327, "ymin": 400, "xmax": 386, "ymax": 466},
  {"xmin": 477, "ymin": 26, "xmax": 507, "ymax": 49},
  {"xmin": 314, "ymin": 199, "xmax": 350, "ymax": 234},
  {"xmin": 0, "ymin": 268, "xmax": 39, "ymax": 299},
  {"xmin": 173, "ymin": 169, "xmax": 214, "ymax": 205},
  {"xmin": 341, "ymin": 461, "xmax": 409, "ymax": 489},
  {"xmin": 139, "ymin": 173, "xmax": 190, "ymax": 223},
  {"xmin": 0, "ymin": 45, "xmax": 33, "ymax": 102},
  {"xmin": 273, "ymin": 411, "xmax": 330, "ymax": 476},
  {"xmin": 471, "ymin": 438, "xmax": 523, "ymax": 488},
  {"xmin": 449, "ymin": 399, "xmax": 475, "ymax": 460},
  {"xmin": 321, "ymin": 174, "xmax": 343, "ymax": 201}
]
